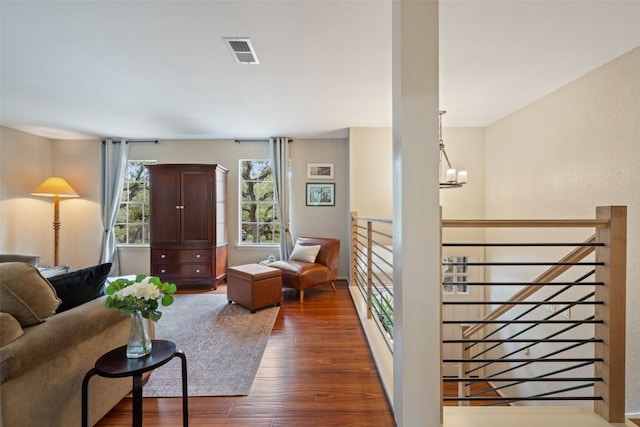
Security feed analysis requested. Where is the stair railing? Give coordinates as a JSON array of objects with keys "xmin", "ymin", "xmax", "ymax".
[
  {"xmin": 441, "ymin": 206, "xmax": 626, "ymax": 423},
  {"xmin": 351, "ymin": 213, "xmax": 394, "ymax": 349}
]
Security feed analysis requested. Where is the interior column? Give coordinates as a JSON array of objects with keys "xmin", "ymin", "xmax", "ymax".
[{"xmin": 392, "ymin": 0, "xmax": 441, "ymax": 425}]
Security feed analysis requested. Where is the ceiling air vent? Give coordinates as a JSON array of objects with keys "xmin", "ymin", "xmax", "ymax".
[{"xmin": 223, "ymin": 37, "xmax": 260, "ymax": 64}]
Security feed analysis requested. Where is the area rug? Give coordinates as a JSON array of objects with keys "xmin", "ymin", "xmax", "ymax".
[{"xmin": 142, "ymin": 293, "xmax": 280, "ymax": 397}]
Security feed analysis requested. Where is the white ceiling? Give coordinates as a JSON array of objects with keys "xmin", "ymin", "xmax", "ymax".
[{"xmin": 1, "ymin": 1, "xmax": 640, "ymax": 140}]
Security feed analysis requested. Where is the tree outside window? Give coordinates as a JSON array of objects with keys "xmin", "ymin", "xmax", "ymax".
[
  {"xmin": 115, "ymin": 160, "xmax": 155, "ymax": 244},
  {"xmin": 240, "ymin": 159, "xmax": 280, "ymax": 245}
]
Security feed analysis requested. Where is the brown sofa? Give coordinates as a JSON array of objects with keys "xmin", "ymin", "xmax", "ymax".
[
  {"xmin": 270, "ymin": 237, "xmax": 340, "ymax": 303},
  {"xmin": 0, "ymin": 262, "xmax": 139, "ymax": 426}
]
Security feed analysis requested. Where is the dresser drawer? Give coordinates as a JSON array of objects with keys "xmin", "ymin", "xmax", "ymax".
[
  {"xmin": 152, "ymin": 263, "xmax": 212, "ymax": 277},
  {"xmin": 151, "ymin": 249, "xmax": 212, "ymax": 263}
]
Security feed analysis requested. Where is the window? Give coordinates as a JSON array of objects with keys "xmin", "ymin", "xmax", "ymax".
[
  {"xmin": 239, "ymin": 159, "xmax": 280, "ymax": 245},
  {"xmin": 442, "ymin": 255, "xmax": 469, "ymax": 294},
  {"xmin": 115, "ymin": 160, "xmax": 155, "ymax": 244}
]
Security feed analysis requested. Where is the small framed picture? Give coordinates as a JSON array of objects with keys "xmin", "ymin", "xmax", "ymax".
[
  {"xmin": 306, "ymin": 183, "xmax": 335, "ymax": 206},
  {"xmin": 306, "ymin": 163, "xmax": 334, "ymax": 179}
]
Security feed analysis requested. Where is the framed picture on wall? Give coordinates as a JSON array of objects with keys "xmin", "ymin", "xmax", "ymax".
[
  {"xmin": 306, "ymin": 183, "xmax": 335, "ymax": 206},
  {"xmin": 306, "ymin": 163, "xmax": 334, "ymax": 179}
]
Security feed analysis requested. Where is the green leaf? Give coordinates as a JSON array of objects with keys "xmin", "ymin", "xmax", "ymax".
[
  {"xmin": 148, "ymin": 311, "xmax": 161, "ymax": 322},
  {"xmin": 165, "ymin": 283, "xmax": 177, "ymax": 295},
  {"xmin": 161, "ymin": 294, "xmax": 174, "ymax": 306}
]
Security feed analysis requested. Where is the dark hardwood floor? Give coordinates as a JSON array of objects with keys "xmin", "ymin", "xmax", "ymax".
[{"xmin": 97, "ymin": 280, "xmax": 396, "ymax": 426}]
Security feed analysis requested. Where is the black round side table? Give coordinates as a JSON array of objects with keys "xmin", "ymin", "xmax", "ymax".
[{"xmin": 81, "ymin": 340, "xmax": 188, "ymax": 427}]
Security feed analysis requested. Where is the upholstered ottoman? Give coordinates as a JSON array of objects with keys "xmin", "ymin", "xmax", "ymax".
[{"xmin": 226, "ymin": 264, "xmax": 282, "ymax": 313}]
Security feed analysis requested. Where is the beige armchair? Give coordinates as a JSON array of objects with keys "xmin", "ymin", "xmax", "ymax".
[{"xmin": 269, "ymin": 237, "xmax": 340, "ymax": 303}]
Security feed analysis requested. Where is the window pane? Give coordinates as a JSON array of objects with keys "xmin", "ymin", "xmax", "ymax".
[
  {"xmin": 128, "ymin": 225, "xmax": 143, "ymax": 244},
  {"xmin": 115, "ymin": 224, "xmax": 127, "ymax": 244},
  {"xmin": 128, "ymin": 203, "xmax": 143, "ymax": 223},
  {"xmin": 118, "ymin": 160, "xmax": 155, "ymax": 245},
  {"xmin": 443, "ymin": 276, "xmax": 454, "ymax": 294},
  {"xmin": 239, "ymin": 159, "xmax": 279, "ymax": 246}
]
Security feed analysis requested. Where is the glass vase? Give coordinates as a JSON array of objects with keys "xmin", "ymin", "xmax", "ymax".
[{"xmin": 126, "ymin": 309, "xmax": 152, "ymax": 358}]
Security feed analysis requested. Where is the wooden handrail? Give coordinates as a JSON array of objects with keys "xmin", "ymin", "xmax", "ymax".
[
  {"xmin": 352, "ymin": 215, "xmax": 393, "ymax": 224},
  {"xmin": 463, "ymin": 234, "xmax": 597, "ymax": 338},
  {"xmin": 442, "ymin": 219, "xmax": 609, "ymax": 228}
]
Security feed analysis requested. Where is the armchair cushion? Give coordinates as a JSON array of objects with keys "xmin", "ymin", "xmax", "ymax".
[{"xmin": 289, "ymin": 242, "xmax": 321, "ymax": 263}]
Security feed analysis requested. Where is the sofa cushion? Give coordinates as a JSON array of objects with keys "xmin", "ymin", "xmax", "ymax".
[
  {"xmin": 289, "ymin": 242, "xmax": 321, "ymax": 263},
  {"xmin": 0, "ymin": 262, "xmax": 61, "ymax": 327},
  {"xmin": 0, "ymin": 296, "xmax": 128, "ymax": 384},
  {"xmin": 48, "ymin": 263, "xmax": 112, "ymax": 313},
  {"xmin": 0, "ymin": 313, "xmax": 23, "ymax": 347},
  {"xmin": 0, "ymin": 254, "xmax": 41, "ymax": 266}
]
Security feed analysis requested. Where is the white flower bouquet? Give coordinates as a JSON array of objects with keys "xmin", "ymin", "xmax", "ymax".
[{"xmin": 105, "ymin": 275, "xmax": 177, "ymax": 322}]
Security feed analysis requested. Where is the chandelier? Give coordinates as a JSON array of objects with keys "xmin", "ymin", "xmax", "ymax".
[{"xmin": 439, "ymin": 110, "xmax": 467, "ymax": 189}]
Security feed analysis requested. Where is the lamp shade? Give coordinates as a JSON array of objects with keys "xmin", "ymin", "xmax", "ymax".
[{"xmin": 31, "ymin": 177, "xmax": 79, "ymax": 198}]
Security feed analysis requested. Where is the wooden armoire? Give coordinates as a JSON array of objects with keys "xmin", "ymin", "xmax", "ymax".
[{"xmin": 148, "ymin": 164, "xmax": 228, "ymax": 289}]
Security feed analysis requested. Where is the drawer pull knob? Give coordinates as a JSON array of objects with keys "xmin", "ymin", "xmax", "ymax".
[
  {"xmin": 196, "ymin": 269, "xmax": 200, "ymax": 273},
  {"xmin": 160, "ymin": 269, "xmax": 166, "ymax": 273},
  {"xmin": 196, "ymin": 254, "xmax": 201, "ymax": 258},
  {"xmin": 160, "ymin": 254, "xmax": 166, "ymax": 259}
]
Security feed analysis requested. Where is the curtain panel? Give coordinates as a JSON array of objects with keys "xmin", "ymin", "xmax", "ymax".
[
  {"xmin": 269, "ymin": 137, "xmax": 292, "ymax": 260},
  {"xmin": 99, "ymin": 139, "xmax": 129, "ymax": 275}
]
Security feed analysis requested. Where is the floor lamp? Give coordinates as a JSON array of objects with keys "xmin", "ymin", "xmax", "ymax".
[{"xmin": 31, "ymin": 176, "xmax": 79, "ymax": 266}]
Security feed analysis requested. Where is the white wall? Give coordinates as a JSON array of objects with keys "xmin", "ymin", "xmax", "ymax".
[{"xmin": 485, "ymin": 46, "xmax": 640, "ymax": 415}]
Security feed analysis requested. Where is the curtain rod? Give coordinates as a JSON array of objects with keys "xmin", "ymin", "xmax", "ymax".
[
  {"xmin": 234, "ymin": 138, "xmax": 292, "ymax": 143},
  {"xmin": 103, "ymin": 139, "xmax": 159, "ymax": 144},
  {"xmin": 127, "ymin": 139, "xmax": 159, "ymax": 144}
]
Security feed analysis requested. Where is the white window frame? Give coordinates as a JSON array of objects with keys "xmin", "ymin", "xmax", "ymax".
[
  {"xmin": 442, "ymin": 255, "xmax": 469, "ymax": 295},
  {"xmin": 115, "ymin": 160, "xmax": 155, "ymax": 245},
  {"xmin": 238, "ymin": 159, "xmax": 280, "ymax": 247}
]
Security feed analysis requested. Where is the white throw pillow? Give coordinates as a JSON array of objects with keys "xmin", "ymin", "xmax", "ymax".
[{"xmin": 289, "ymin": 243, "xmax": 322, "ymax": 263}]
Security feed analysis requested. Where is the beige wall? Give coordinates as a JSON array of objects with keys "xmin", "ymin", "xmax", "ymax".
[
  {"xmin": 0, "ymin": 127, "xmax": 54, "ymax": 263},
  {"xmin": 485, "ymin": 46, "xmax": 640, "ymax": 415},
  {"xmin": 349, "ymin": 127, "xmax": 393, "ymax": 219},
  {"xmin": 289, "ymin": 138, "xmax": 350, "ymax": 276},
  {"xmin": 0, "ymin": 128, "xmax": 103, "ymax": 268},
  {"xmin": 440, "ymin": 127, "xmax": 486, "ymax": 243},
  {"xmin": 348, "ymin": 126, "xmax": 486, "ymax": 241},
  {"xmin": 123, "ymin": 137, "xmax": 351, "ymax": 277},
  {"xmin": 1, "ymin": 133, "xmax": 351, "ymax": 276},
  {"xmin": 52, "ymin": 139, "xmax": 103, "ymax": 268}
]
